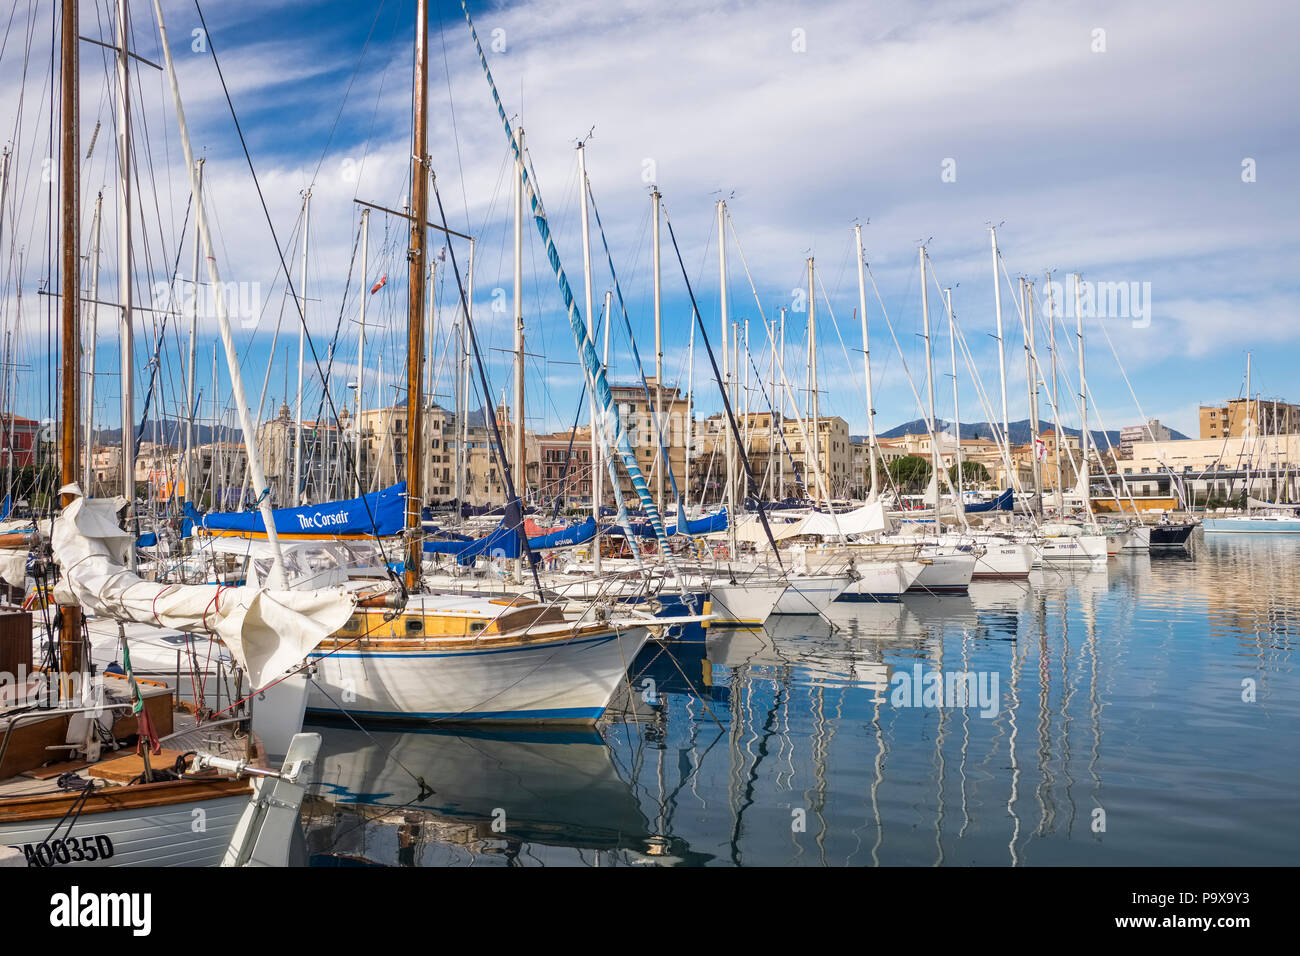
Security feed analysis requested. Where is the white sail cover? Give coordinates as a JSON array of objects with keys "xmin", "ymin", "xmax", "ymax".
[
  {"xmin": 798, "ymin": 501, "xmax": 894, "ymax": 537},
  {"xmin": 50, "ymin": 496, "xmax": 354, "ymax": 687},
  {"xmin": 0, "ymin": 517, "xmax": 43, "ymax": 586},
  {"xmin": 731, "ymin": 501, "xmax": 893, "ymax": 543},
  {"xmin": 1247, "ymin": 497, "xmax": 1300, "ymax": 510}
]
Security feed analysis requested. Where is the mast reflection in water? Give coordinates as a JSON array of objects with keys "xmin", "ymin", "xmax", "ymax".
[{"xmin": 302, "ymin": 535, "xmax": 1300, "ymax": 866}]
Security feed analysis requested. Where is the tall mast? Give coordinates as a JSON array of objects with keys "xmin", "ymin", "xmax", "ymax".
[
  {"xmin": 945, "ymin": 287, "xmax": 964, "ymax": 515},
  {"xmin": 577, "ymin": 140, "xmax": 599, "ymax": 571},
  {"xmin": 512, "ymin": 129, "xmax": 526, "ymax": 578},
  {"xmin": 1023, "ymin": 278, "xmax": 1042, "ymax": 502},
  {"xmin": 116, "ymin": 0, "xmax": 135, "ymax": 561},
  {"xmin": 685, "ymin": 310, "xmax": 694, "ymax": 513},
  {"xmin": 854, "ymin": 224, "xmax": 879, "ymax": 500},
  {"xmin": 1046, "ymin": 273, "xmax": 1062, "ymax": 500},
  {"xmin": 460, "ymin": 238, "xmax": 474, "ymax": 510},
  {"xmin": 1074, "ymin": 273, "xmax": 1091, "ymax": 519},
  {"xmin": 989, "ymin": 227, "xmax": 1010, "ymax": 480},
  {"xmin": 354, "ymin": 207, "xmax": 369, "ymax": 497},
  {"xmin": 211, "ymin": 347, "xmax": 220, "ymax": 508},
  {"xmin": 717, "ymin": 199, "xmax": 735, "ymax": 547},
  {"xmin": 652, "ymin": 187, "xmax": 664, "ymax": 513},
  {"xmin": 59, "ymin": 0, "xmax": 85, "ymax": 685},
  {"xmin": 778, "ymin": 306, "xmax": 786, "ymax": 499},
  {"xmin": 920, "ymin": 245, "xmax": 939, "ymax": 517},
  {"xmin": 293, "ymin": 188, "xmax": 311, "ymax": 504},
  {"xmin": 84, "ymin": 191, "xmax": 103, "ymax": 489},
  {"xmin": 405, "ymin": 0, "xmax": 429, "ymax": 588},
  {"xmin": 1244, "ymin": 351, "xmax": 1252, "ymax": 506},
  {"xmin": 759, "ymin": 321, "xmax": 769, "ymax": 502},
  {"xmin": 807, "ymin": 257, "xmax": 819, "ymax": 503},
  {"xmin": 183, "ymin": 159, "xmax": 202, "ymax": 507}
]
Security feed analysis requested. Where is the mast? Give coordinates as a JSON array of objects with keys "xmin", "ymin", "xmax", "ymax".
[
  {"xmin": 779, "ymin": 306, "xmax": 786, "ymax": 499},
  {"xmin": 1244, "ymin": 351, "xmax": 1252, "ymax": 507},
  {"xmin": 183, "ymin": 159, "xmax": 202, "ymax": 507},
  {"xmin": 718, "ymin": 200, "xmax": 735, "ymax": 549},
  {"xmin": 84, "ymin": 191, "xmax": 103, "ymax": 489},
  {"xmin": 354, "ymin": 207, "xmax": 369, "ymax": 497},
  {"xmin": 652, "ymin": 187, "xmax": 664, "ymax": 513},
  {"xmin": 733, "ymin": 320, "xmax": 740, "ymax": 501},
  {"xmin": 1073, "ymin": 273, "xmax": 1091, "ymax": 519},
  {"xmin": 1023, "ymin": 278, "xmax": 1042, "ymax": 502},
  {"xmin": 1046, "ymin": 273, "xmax": 1062, "ymax": 500},
  {"xmin": 405, "ymin": 0, "xmax": 429, "ymax": 589},
  {"xmin": 945, "ymin": 287, "xmax": 964, "ymax": 515},
  {"xmin": 293, "ymin": 188, "xmax": 311, "ymax": 504},
  {"xmin": 460, "ymin": 238, "xmax": 474, "ymax": 510},
  {"xmin": 855, "ymin": 225, "xmax": 880, "ymax": 500},
  {"xmin": 919, "ymin": 246, "xmax": 939, "ymax": 518},
  {"xmin": 577, "ymin": 140, "xmax": 599, "ymax": 571},
  {"xmin": 990, "ymin": 227, "xmax": 1010, "ymax": 483},
  {"xmin": 116, "ymin": 0, "xmax": 135, "ymax": 562},
  {"xmin": 685, "ymin": 311, "xmax": 694, "ymax": 513},
  {"xmin": 807, "ymin": 256, "xmax": 819, "ymax": 504},
  {"xmin": 59, "ymin": 0, "xmax": 85, "ymax": 686},
  {"xmin": 211, "ymin": 347, "xmax": 219, "ymax": 509},
  {"xmin": 512, "ymin": 129, "xmax": 525, "ymax": 578}
]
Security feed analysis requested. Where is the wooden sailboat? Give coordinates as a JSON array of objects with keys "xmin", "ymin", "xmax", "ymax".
[{"xmin": 298, "ymin": 0, "xmax": 650, "ymax": 724}]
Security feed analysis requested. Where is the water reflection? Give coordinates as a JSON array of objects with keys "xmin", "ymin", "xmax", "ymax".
[{"xmin": 305, "ymin": 534, "xmax": 1300, "ymax": 866}]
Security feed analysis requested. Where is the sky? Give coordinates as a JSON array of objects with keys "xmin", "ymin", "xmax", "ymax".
[{"xmin": 1, "ymin": 0, "xmax": 1297, "ymax": 444}]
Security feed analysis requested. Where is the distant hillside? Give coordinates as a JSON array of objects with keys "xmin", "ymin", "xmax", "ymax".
[
  {"xmin": 94, "ymin": 420, "xmax": 241, "ymax": 447},
  {"xmin": 867, "ymin": 418, "xmax": 1187, "ymax": 448}
]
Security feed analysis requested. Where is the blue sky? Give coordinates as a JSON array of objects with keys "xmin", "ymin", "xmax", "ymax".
[{"xmin": 1, "ymin": 0, "xmax": 1297, "ymax": 442}]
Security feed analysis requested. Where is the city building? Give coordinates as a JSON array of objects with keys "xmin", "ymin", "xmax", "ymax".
[
  {"xmin": 1120, "ymin": 419, "xmax": 1173, "ymax": 457},
  {"xmin": 1199, "ymin": 398, "xmax": 1300, "ymax": 440}
]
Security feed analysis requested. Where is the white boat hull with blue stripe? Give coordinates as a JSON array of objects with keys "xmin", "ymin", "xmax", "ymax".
[{"xmin": 306, "ymin": 594, "xmax": 649, "ymax": 723}]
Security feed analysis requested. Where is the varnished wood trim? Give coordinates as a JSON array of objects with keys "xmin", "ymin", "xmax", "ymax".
[{"xmin": 0, "ymin": 776, "xmax": 253, "ymax": 824}]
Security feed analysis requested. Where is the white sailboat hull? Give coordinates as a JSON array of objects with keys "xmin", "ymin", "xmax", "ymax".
[
  {"xmin": 908, "ymin": 552, "xmax": 976, "ymax": 593},
  {"xmin": 836, "ymin": 560, "xmax": 925, "ymax": 601},
  {"xmin": 1031, "ymin": 534, "xmax": 1108, "ymax": 565},
  {"xmin": 306, "ymin": 627, "xmax": 649, "ymax": 723},
  {"xmin": 970, "ymin": 540, "xmax": 1034, "ymax": 578},
  {"xmin": 772, "ymin": 573, "xmax": 854, "ymax": 615}
]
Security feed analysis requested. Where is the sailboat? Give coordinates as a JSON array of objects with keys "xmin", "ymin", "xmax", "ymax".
[
  {"xmin": 258, "ymin": 0, "xmax": 653, "ymax": 723},
  {"xmin": 2, "ymin": 0, "xmax": 352, "ymax": 868}
]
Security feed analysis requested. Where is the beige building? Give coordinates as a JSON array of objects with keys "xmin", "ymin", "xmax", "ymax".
[
  {"xmin": 1200, "ymin": 398, "xmax": 1300, "ymax": 440},
  {"xmin": 1120, "ymin": 433, "xmax": 1300, "ymax": 499},
  {"xmin": 608, "ymin": 378, "xmax": 691, "ymax": 507},
  {"xmin": 352, "ymin": 403, "xmax": 457, "ymax": 503}
]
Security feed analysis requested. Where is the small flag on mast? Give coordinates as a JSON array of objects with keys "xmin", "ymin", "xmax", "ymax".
[{"xmin": 369, "ymin": 273, "xmax": 388, "ymax": 295}]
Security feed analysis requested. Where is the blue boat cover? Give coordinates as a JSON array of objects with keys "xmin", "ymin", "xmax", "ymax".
[
  {"xmin": 192, "ymin": 482, "xmax": 407, "ymax": 536},
  {"xmin": 528, "ymin": 516, "xmax": 597, "ymax": 549},
  {"xmin": 424, "ymin": 515, "xmax": 598, "ymax": 564},
  {"xmin": 965, "ymin": 489, "xmax": 1014, "ymax": 513},
  {"xmin": 608, "ymin": 508, "xmax": 727, "ymax": 538}
]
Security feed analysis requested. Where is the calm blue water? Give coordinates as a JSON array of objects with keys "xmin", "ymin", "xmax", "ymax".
[{"xmin": 302, "ymin": 534, "xmax": 1300, "ymax": 866}]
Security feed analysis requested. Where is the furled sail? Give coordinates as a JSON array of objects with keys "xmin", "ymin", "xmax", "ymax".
[
  {"xmin": 51, "ymin": 494, "xmax": 354, "ymax": 687},
  {"xmin": 192, "ymin": 482, "xmax": 407, "ymax": 538}
]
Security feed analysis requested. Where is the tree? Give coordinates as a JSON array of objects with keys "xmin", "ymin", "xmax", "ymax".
[
  {"xmin": 888, "ymin": 455, "xmax": 931, "ymax": 493},
  {"xmin": 948, "ymin": 461, "xmax": 989, "ymax": 486}
]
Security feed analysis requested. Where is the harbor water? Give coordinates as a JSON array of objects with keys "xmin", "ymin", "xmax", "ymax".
[{"xmin": 301, "ymin": 533, "xmax": 1299, "ymax": 866}]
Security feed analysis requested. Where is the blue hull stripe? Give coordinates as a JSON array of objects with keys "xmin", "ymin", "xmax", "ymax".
[
  {"xmin": 310, "ymin": 633, "xmax": 620, "ymax": 660},
  {"xmin": 305, "ymin": 705, "xmax": 604, "ymax": 722}
]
